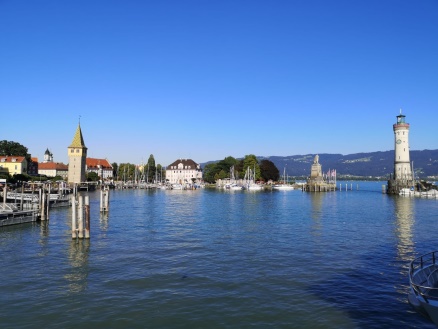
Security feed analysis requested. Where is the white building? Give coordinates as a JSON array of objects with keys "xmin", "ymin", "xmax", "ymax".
[
  {"xmin": 86, "ymin": 158, "xmax": 113, "ymax": 180},
  {"xmin": 38, "ymin": 162, "xmax": 68, "ymax": 179},
  {"xmin": 165, "ymin": 159, "xmax": 203, "ymax": 184}
]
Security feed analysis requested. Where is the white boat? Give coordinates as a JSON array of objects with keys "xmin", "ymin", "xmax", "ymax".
[
  {"xmin": 243, "ymin": 165, "xmax": 262, "ymax": 190},
  {"xmin": 230, "ymin": 183, "xmax": 243, "ymax": 190},
  {"xmin": 272, "ymin": 167, "xmax": 294, "ymax": 190},
  {"xmin": 247, "ymin": 183, "xmax": 262, "ymax": 191},
  {"xmin": 171, "ymin": 184, "xmax": 183, "ymax": 190},
  {"xmin": 272, "ymin": 184, "xmax": 294, "ymax": 190},
  {"xmin": 408, "ymin": 251, "xmax": 438, "ymax": 325},
  {"xmin": 399, "ymin": 187, "xmax": 415, "ymax": 196},
  {"xmin": 400, "ymin": 188, "xmax": 438, "ymax": 198},
  {"xmin": 420, "ymin": 190, "xmax": 438, "ymax": 198}
]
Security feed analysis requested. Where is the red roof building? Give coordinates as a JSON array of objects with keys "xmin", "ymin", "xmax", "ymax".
[
  {"xmin": 86, "ymin": 158, "xmax": 113, "ymax": 180},
  {"xmin": 38, "ymin": 162, "xmax": 68, "ymax": 178}
]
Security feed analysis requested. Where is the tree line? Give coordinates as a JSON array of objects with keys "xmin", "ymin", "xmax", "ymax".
[
  {"xmin": 203, "ymin": 155, "xmax": 280, "ymax": 184},
  {"xmin": 111, "ymin": 154, "xmax": 164, "ymax": 183},
  {"xmin": 1, "ymin": 140, "xmax": 282, "ymax": 184}
]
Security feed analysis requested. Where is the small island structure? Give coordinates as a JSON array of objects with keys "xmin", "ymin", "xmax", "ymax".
[{"xmin": 303, "ymin": 155, "xmax": 337, "ymax": 192}]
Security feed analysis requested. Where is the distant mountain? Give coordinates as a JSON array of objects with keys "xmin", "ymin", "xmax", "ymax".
[{"xmin": 202, "ymin": 150, "xmax": 438, "ymax": 178}]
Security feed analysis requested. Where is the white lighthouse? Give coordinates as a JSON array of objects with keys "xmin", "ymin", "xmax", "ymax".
[
  {"xmin": 393, "ymin": 111, "xmax": 412, "ymax": 181},
  {"xmin": 387, "ymin": 110, "xmax": 414, "ymax": 194}
]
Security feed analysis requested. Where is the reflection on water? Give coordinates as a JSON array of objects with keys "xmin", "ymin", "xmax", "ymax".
[
  {"xmin": 66, "ymin": 240, "xmax": 90, "ymax": 293},
  {"xmin": 100, "ymin": 212, "xmax": 109, "ymax": 231},
  {"xmin": 310, "ymin": 193, "xmax": 324, "ymax": 220},
  {"xmin": 1, "ymin": 185, "xmax": 437, "ymax": 329},
  {"xmin": 310, "ymin": 193, "xmax": 324, "ymax": 239},
  {"xmin": 392, "ymin": 196, "xmax": 416, "ymax": 301},
  {"xmin": 393, "ymin": 196, "xmax": 415, "ymax": 264},
  {"xmin": 38, "ymin": 221, "xmax": 50, "ymax": 257}
]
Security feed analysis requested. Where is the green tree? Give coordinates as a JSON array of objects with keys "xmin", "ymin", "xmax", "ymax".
[
  {"xmin": 112, "ymin": 162, "xmax": 118, "ymax": 179},
  {"xmin": 13, "ymin": 173, "xmax": 30, "ymax": 183},
  {"xmin": 147, "ymin": 154, "xmax": 156, "ymax": 182},
  {"xmin": 216, "ymin": 156, "xmax": 238, "ymax": 174},
  {"xmin": 0, "ymin": 140, "xmax": 31, "ymax": 161},
  {"xmin": 202, "ymin": 156, "xmax": 239, "ymax": 183},
  {"xmin": 118, "ymin": 163, "xmax": 136, "ymax": 181},
  {"xmin": 87, "ymin": 172, "xmax": 99, "ymax": 182},
  {"xmin": 203, "ymin": 163, "xmax": 218, "ymax": 183},
  {"xmin": 50, "ymin": 175, "xmax": 64, "ymax": 182},
  {"xmin": 259, "ymin": 159, "xmax": 280, "ymax": 182},
  {"xmin": 214, "ymin": 169, "xmax": 228, "ymax": 181},
  {"xmin": 241, "ymin": 154, "xmax": 260, "ymax": 181}
]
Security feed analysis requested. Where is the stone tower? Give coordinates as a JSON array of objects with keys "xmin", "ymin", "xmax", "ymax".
[{"xmin": 67, "ymin": 124, "xmax": 87, "ymax": 184}]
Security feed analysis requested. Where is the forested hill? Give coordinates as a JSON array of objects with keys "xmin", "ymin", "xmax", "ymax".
[
  {"xmin": 265, "ymin": 150, "xmax": 438, "ymax": 178},
  {"xmin": 203, "ymin": 150, "xmax": 438, "ymax": 178}
]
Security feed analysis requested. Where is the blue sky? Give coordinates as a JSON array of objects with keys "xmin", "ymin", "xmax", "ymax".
[{"xmin": 1, "ymin": 0, "xmax": 437, "ymax": 167}]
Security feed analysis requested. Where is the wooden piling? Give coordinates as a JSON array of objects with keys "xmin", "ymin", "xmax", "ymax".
[
  {"xmin": 2, "ymin": 184, "xmax": 6, "ymax": 207},
  {"xmin": 100, "ymin": 189, "xmax": 103, "ymax": 212},
  {"xmin": 84, "ymin": 195, "xmax": 90, "ymax": 239},
  {"xmin": 41, "ymin": 186, "xmax": 46, "ymax": 221},
  {"xmin": 78, "ymin": 195, "xmax": 84, "ymax": 239},
  {"xmin": 46, "ymin": 184, "xmax": 51, "ymax": 220},
  {"xmin": 100, "ymin": 188, "xmax": 109, "ymax": 213},
  {"xmin": 105, "ymin": 189, "xmax": 109, "ymax": 211},
  {"xmin": 20, "ymin": 185, "xmax": 24, "ymax": 210},
  {"xmin": 72, "ymin": 194, "xmax": 77, "ymax": 239}
]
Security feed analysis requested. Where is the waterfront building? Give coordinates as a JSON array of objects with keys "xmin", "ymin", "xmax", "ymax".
[
  {"xmin": 67, "ymin": 124, "xmax": 87, "ymax": 184},
  {"xmin": 38, "ymin": 149, "xmax": 68, "ymax": 178},
  {"xmin": 387, "ymin": 111, "xmax": 414, "ymax": 194},
  {"xmin": 38, "ymin": 162, "xmax": 68, "ymax": 179},
  {"xmin": 28, "ymin": 157, "xmax": 39, "ymax": 176},
  {"xmin": 86, "ymin": 158, "xmax": 113, "ymax": 180},
  {"xmin": 166, "ymin": 158, "xmax": 203, "ymax": 185},
  {"xmin": 0, "ymin": 156, "xmax": 28, "ymax": 175}
]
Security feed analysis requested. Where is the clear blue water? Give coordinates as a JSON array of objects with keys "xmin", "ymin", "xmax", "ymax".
[{"xmin": 1, "ymin": 182, "xmax": 437, "ymax": 328}]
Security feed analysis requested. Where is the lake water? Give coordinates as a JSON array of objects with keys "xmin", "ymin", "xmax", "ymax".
[{"xmin": 1, "ymin": 182, "xmax": 438, "ymax": 328}]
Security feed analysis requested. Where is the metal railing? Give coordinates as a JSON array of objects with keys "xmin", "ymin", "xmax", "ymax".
[{"xmin": 410, "ymin": 251, "xmax": 438, "ymax": 303}]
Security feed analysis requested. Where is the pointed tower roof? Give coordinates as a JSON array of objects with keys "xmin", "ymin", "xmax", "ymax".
[{"xmin": 69, "ymin": 124, "xmax": 87, "ymax": 148}]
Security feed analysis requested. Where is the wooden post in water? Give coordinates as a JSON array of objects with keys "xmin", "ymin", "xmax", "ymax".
[
  {"xmin": 20, "ymin": 185, "xmax": 24, "ymax": 210},
  {"xmin": 41, "ymin": 185, "xmax": 46, "ymax": 221},
  {"xmin": 78, "ymin": 195, "xmax": 84, "ymax": 239},
  {"xmin": 100, "ymin": 188, "xmax": 103, "ymax": 212},
  {"xmin": 100, "ymin": 188, "xmax": 109, "ymax": 213},
  {"xmin": 39, "ymin": 187, "xmax": 42, "ymax": 210},
  {"xmin": 3, "ymin": 183, "xmax": 7, "ymax": 207},
  {"xmin": 71, "ymin": 194, "xmax": 77, "ymax": 239},
  {"xmin": 84, "ymin": 195, "xmax": 90, "ymax": 239},
  {"xmin": 46, "ymin": 184, "xmax": 51, "ymax": 220},
  {"xmin": 105, "ymin": 189, "xmax": 109, "ymax": 211}
]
